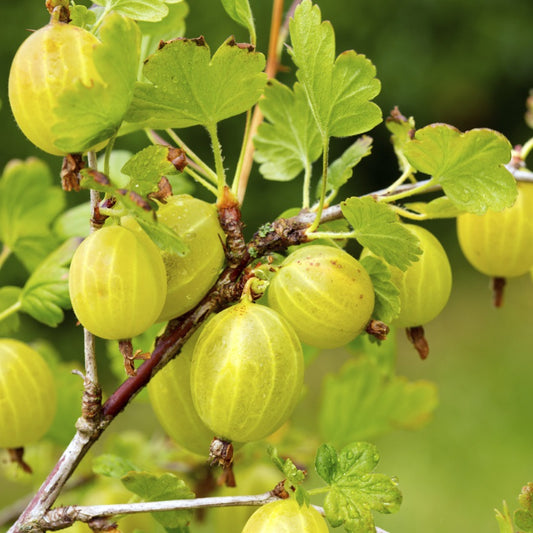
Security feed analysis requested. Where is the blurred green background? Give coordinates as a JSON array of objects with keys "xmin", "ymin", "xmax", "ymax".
[{"xmin": 1, "ymin": 1, "xmax": 533, "ymax": 532}]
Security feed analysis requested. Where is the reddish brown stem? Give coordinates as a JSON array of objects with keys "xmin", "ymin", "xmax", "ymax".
[
  {"xmin": 406, "ymin": 326, "xmax": 430, "ymax": 360},
  {"xmin": 491, "ymin": 277, "xmax": 506, "ymax": 308}
]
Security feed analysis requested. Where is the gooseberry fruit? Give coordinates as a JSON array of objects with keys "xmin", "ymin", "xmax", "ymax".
[
  {"xmin": 267, "ymin": 245, "xmax": 375, "ymax": 349},
  {"xmin": 0, "ymin": 339, "xmax": 57, "ymax": 449},
  {"xmin": 457, "ymin": 181, "xmax": 533, "ymax": 278},
  {"xmin": 8, "ymin": 16, "xmax": 138, "ymax": 155},
  {"xmin": 368, "ymin": 224, "xmax": 452, "ymax": 328},
  {"xmin": 69, "ymin": 223, "xmax": 167, "ymax": 340},
  {"xmin": 147, "ymin": 327, "xmax": 214, "ymax": 456},
  {"xmin": 156, "ymin": 195, "xmax": 226, "ymax": 322},
  {"xmin": 242, "ymin": 499, "xmax": 329, "ymax": 533},
  {"xmin": 190, "ymin": 300, "xmax": 304, "ymax": 443}
]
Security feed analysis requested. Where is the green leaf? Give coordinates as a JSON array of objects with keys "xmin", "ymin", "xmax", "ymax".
[
  {"xmin": 316, "ymin": 442, "xmax": 402, "ymax": 532},
  {"xmin": 0, "ymin": 158, "xmax": 64, "ymax": 271},
  {"xmin": 319, "ymin": 357, "xmax": 438, "ymax": 444},
  {"xmin": 254, "ymin": 80, "xmax": 322, "ymax": 182},
  {"xmin": 0, "ymin": 287, "xmax": 22, "ymax": 335},
  {"xmin": 93, "ymin": 454, "xmax": 139, "ymax": 478},
  {"xmin": 495, "ymin": 501, "xmax": 514, "ymax": 533},
  {"xmin": 220, "ymin": 0, "xmax": 256, "ymax": 41},
  {"xmin": 121, "ymin": 471, "xmax": 194, "ymax": 529},
  {"xmin": 138, "ymin": 2, "xmax": 189, "ymax": 58},
  {"xmin": 322, "ymin": 136, "xmax": 373, "ymax": 195},
  {"xmin": 70, "ymin": 4, "xmax": 97, "ymax": 28},
  {"xmin": 346, "ymin": 330, "xmax": 397, "ymax": 378},
  {"xmin": 385, "ymin": 108, "xmax": 416, "ymax": 172},
  {"xmin": 121, "ymin": 145, "xmax": 177, "ymax": 196},
  {"xmin": 126, "ymin": 36, "xmax": 267, "ymax": 129},
  {"xmin": 19, "ymin": 238, "xmax": 80, "ymax": 327},
  {"xmin": 515, "ymin": 483, "xmax": 533, "ymax": 532},
  {"xmin": 268, "ymin": 446, "xmax": 307, "ymax": 486},
  {"xmin": 404, "ymin": 197, "xmax": 465, "ymax": 219},
  {"xmin": 403, "ymin": 125, "xmax": 516, "ymax": 215},
  {"xmin": 53, "ymin": 13, "xmax": 140, "ymax": 153},
  {"xmin": 359, "ymin": 255, "xmax": 401, "ymax": 323},
  {"xmin": 53, "ymin": 202, "xmax": 91, "ymax": 239},
  {"xmin": 288, "ymin": 0, "xmax": 381, "ymax": 139},
  {"xmin": 79, "ymin": 171, "xmax": 188, "ymax": 256},
  {"xmin": 341, "ymin": 197, "xmax": 422, "ymax": 271},
  {"xmin": 98, "ymin": 150, "xmax": 133, "ymax": 188},
  {"xmin": 92, "ymin": 0, "xmax": 176, "ymax": 22},
  {"xmin": 315, "ymin": 443, "xmax": 338, "ymax": 484}
]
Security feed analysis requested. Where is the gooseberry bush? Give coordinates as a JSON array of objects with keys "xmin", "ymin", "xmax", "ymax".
[{"xmin": 1, "ymin": 0, "xmax": 533, "ymax": 532}]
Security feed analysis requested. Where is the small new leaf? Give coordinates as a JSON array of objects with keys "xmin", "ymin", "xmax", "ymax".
[
  {"xmin": 385, "ymin": 108, "xmax": 416, "ymax": 172},
  {"xmin": 121, "ymin": 145, "xmax": 177, "ymax": 197},
  {"xmin": 515, "ymin": 483, "xmax": 533, "ymax": 532},
  {"xmin": 341, "ymin": 197, "xmax": 422, "ymax": 271},
  {"xmin": 316, "ymin": 442, "xmax": 402, "ymax": 532},
  {"xmin": 321, "ymin": 136, "xmax": 373, "ymax": 194},
  {"xmin": 254, "ymin": 80, "xmax": 322, "ymax": 182},
  {"xmin": 19, "ymin": 238, "xmax": 80, "ymax": 327},
  {"xmin": 289, "ymin": 0, "xmax": 382, "ymax": 139},
  {"xmin": 403, "ymin": 125, "xmax": 516, "ymax": 214},
  {"xmin": 121, "ymin": 471, "xmax": 194, "ymax": 529},
  {"xmin": 126, "ymin": 36, "xmax": 267, "ymax": 130},
  {"xmin": 495, "ymin": 501, "xmax": 514, "ymax": 533},
  {"xmin": 268, "ymin": 446, "xmax": 307, "ymax": 487},
  {"xmin": 319, "ymin": 357, "xmax": 438, "ymax": 444},
  {"xmin": 359, "ymin": 255, "xmax": 400, "ymax": 323},
  {"xmin": 221, "ymin": 0, "xmax": 256, "ymax": 42}
]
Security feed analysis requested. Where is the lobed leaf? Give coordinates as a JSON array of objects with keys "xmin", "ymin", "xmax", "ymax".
[
  {"xmin": 19, "ymin": 238, "xmax": 81, "ymax": 327},
  {"xmin": 121, "ymin": 471, "xmax": 194, "ymax": 528},
  {"xmin": 126, "ymin": 36, "xmax": 267, "ymax": 129},
  {"xmin": 92, "ymin": 0, "xmax": 178, "ymax": 22},
  {"xmin": 53, "ymin": 13, "xmax": 141, "ymax": 153},
  {"xmin": 268, "ymin": 446, "xmax": 307, "ymax": 486},
  {"xmin": 315, "ymin": 442, "xmax": 402, "ymax": 532},
  {"xmin": 359, "ymin": 255, "xmax": 401, "ymax": 323},
  {"xmin": 93, "ymin": 454, "xmax": 139, "ymax": 478},
  {"xmin": 288, "ymin": 0, "xmax": 382, "ymax": 139},
  {"xmin": 403, "ymin": 125, "xmax": 516, "ymax": 214},
  {"xmin": 121, "ymin": 144, "xmax": 178, "ymax": 196},
  {"xmin": 341, "ymin": 196, "xmax": 422, "ymax": 271},
  {"xmin": 254, "ymin": 80, "xmax": 322, "ymax": 181},
  {"xmin": 319, "ymin": 357, "xmax": 438, "ymax": 444},
  {"xmin": 0, "ymin": 158, "xmax": 64, "ymax": 271}
]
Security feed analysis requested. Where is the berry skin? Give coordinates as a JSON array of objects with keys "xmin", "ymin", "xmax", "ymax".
[
  {"xmin": 370, "ymin": 224, "xmax": 452, "ymax": 328},
  {"xmin": 69, "ymin": 224, "xmax": 167, "ymax": 340},
  {"xmin": 0, "ymin": 339, "xmax": 57, "ymax": 449},
  {"xmin": 457, "ymin": 181, "xmax": 533, "ymax": 278},
  {"xmin": 267, "ymin": 245, "xmax": 375, "ymax": 349},
  {"xmin": 190, "ymin": 300, "xmax": 304, "ymax": 443},
  {"xmin": 8, "ymin": 16, "xmax": 137, "ymax": 155},
  {"xmin": 156, "ymin": 195, "xmax": 226, "ymax": 322},
  {"xmin": 242, "ymin": 499, "xmax": 329, "ymax": 533},
  {"xmin": 148, "ymin": 327, "xmax": 214, "ymax": 456}
]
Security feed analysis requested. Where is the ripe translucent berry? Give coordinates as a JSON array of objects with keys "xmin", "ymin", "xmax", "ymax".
[
  {"xmin": 69, "ymin": 224, "xmax": 167, "ymax": 340},
  {"xmin": 267, "ymin": 245, "xmax": 375, "ymax": 349},
  {"xmin": 148, "ymin": 327, "xmax": 214, "ymax": 456},
  {"xmin": 242, "ymin": 499, "xmax": 329, "ymax": 533},
  {"xmin": 8, "ymin": 16, "xmax": 137, "ymax": 155},
  {"xmin": 376, "ymin": 224, "xmax": 452, "ymax": 328},
  {"xmin": 190, "ymin": 300, "xmax": 303, "ymax": 443},
  {"xmin": 156, "ymin": 195, "xmax": 226, "ymax": 322},
  {"xmin": 457, "ymin": 181, "xmax": 533, "ymax": 278},
  {"xmin": 0, "ymin": 339, "xmax": 57, "ymax": 449}
]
